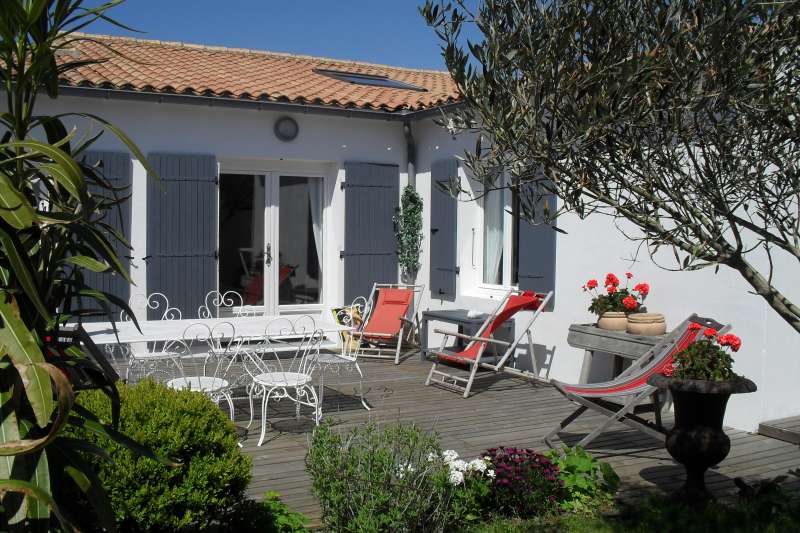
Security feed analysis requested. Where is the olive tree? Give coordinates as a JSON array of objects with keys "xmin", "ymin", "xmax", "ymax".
[{"xmin": 422, "ymin": 0, "xmax": 800, "ymax": 332}]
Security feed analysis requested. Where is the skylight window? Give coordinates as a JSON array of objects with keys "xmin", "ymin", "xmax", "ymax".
[{"xmin": 314, "ymin": 68, "xmax": 427, "ymax": 92}]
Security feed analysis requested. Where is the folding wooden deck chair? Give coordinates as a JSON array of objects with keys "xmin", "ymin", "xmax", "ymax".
[
  {"xmin": 425, "ymin": 289, "xmax": 553, "ymax": 398},
  {"xmin": 543, "ymin": 314, "xmax": 729, "ymax": 449},
  {"xmin": 351, "ymin": 283, "xmax": 424, "ymax": 365}
]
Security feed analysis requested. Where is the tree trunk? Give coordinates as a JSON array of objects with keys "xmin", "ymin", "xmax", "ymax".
[{"xmin": 726, "ymin": 255, "xmax": 800, "ymax": 334}]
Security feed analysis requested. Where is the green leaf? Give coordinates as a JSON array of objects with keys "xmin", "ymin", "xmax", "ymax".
[
  {"xmin": 63, "ymin": 255, "xmax": 110, "ymax": 273},
  {"xmin": 0, "ymin": 297, "xmax": 54, "ymax": 428},
  {"xmin": 53, "ymin": 443, "xmax": 117, "ymax": 532},
  {"xmin": 0, "ymin": 226, "xmax": 51, "ymax": 321},
  {"xmin": 2, "ymin": 140, "xmax": 85, "ymax": 199},
  {"xmin": 0, "ymin": 478, "xmax": 73, "ymax": 532},
  {"xmin": 0, "ymin": 169, "xmax": 35, "ymax": 229},
  {"xmin": 53, "ymin": 112, "xmax": 159, "ymax": 182}
]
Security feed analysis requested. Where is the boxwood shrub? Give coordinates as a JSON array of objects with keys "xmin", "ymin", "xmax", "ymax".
[{"xmin": 68, "ymin": 380, "xmax": 252, "ymax": 532}]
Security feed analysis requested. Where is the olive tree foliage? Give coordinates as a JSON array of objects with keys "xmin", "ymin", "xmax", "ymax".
[{"xmin": 422, "ymin": 0, "xmax": 800, "ymax": 333}]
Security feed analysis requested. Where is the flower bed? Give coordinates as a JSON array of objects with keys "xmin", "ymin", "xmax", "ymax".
[{"xmin": 307, "ymin": 422, "xmax": 620, "ymax": 531}]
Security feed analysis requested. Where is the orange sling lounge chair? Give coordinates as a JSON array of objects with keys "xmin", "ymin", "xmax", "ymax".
[
  {"xmin": 425, "ymin": 289, "xmax": 553, "ymax": 398},
  {"xmin": 544, "ymin": 314, "xmax": 729, "ymax": 448},
  {"xmin": 351, "ymin": 283, "xmax": 424, "ymax": 365}
]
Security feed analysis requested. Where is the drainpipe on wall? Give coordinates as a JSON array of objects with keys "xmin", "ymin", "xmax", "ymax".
[{"xmin": 403, "ymin": 120, "xmax": 416, "ymax": 189}]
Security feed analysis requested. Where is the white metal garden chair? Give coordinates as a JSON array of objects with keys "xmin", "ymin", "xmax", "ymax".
[
  {"xmin": 121, "ymin": 292, "xmax": 183, "ymax": 382},
  {"xmin": 165, "ymin": 322, "xmax": 241, "ymax": 420},
  {"xmin": 242, "ymin": 316, "xmax": 324, "ymax": 446},
  {"xmin": 197, "ymin": 290, "xmax": 245, "ymax": 318},
  {"xmin": 311, "ymin": 296, "xmax": 370, "ymax": 410}
]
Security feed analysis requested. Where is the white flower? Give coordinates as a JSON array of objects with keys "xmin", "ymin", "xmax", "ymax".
[
  {"xmin": 486, "ymin": 469, "xmax": 496, "ymax": 479},
  {"xmin": 397, "ymin": 463, "xmax": 415, "ymax": 479},
  {"xmin": 442, "ymin": 449, "xmax": 459, "ymax": 463},
  {"xmin": 468, "ymin": 458, "xmax": 487, "ymax": 473},
  {"xmin": 450, "ymin": 459, "xmax": 468, "ymax": 472},
  {"xmin": 427, "ymin": 452, "xmax": 438, "ymax": 462},
  {"xmin": 448, "ymin": 470, "xmax": 465, "ymax": 485},
  {"xmin": 396, "ymin": 462, "xmax": 415, "ymax": 479}
]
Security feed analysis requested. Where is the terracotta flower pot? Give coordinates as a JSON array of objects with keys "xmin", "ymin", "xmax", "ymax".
[
  {"xmin": 597, "ymin": 311, "xmax": 627, "ymax": 331},
  {"xmin": 648, "ymin": 374, "xmax": 757, "ymax": 502},
  {"xmin": 626, "ymin": 313, "xmax": 666, "ymax": 336}
]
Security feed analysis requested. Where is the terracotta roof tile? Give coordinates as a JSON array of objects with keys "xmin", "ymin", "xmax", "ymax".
[{"xmin": 58, "ymin": 34, "xmax": 461, "ymax": 113}]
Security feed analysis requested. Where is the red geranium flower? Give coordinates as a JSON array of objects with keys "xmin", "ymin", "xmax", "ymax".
[
  {"xmin": 625, "ymin": 272, "xmax": 633, "ymax": 279},
  {"xmin": 662, "ymin": 363, "xmax": 675, "ymax": 377},
  {"xmin": 586, "ymin": 279, "xmax": 598, "ymax": 290},
  {"xmin": 622, "ymin": 296, "xmax": 638, "ymax": 310},
  {"xmin": 605, "ymin": 273, "xmax": 620, "ymax": 287},
  {"xmin": 688, "ymin": 323, "xmax": 702, "ymax": 331},
  {"xmin": 703, "ymin": 328, "xmax": 718, "ymax": 338},
  {"xmin": 607, "ymin": 285, "xmax": 617, "ymax": 295},
  {"xmin": 633, "ymin": 283, "xmax": 650, "ymax": 297},
  {"xmin": 718, "ymin": 334, "xmax": 742, "ymax": 352}
]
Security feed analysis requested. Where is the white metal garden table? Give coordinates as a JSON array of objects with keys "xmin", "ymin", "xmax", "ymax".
[{"xmin": 80, "ymin": 315, "xmax": 350, "ymax": 347}]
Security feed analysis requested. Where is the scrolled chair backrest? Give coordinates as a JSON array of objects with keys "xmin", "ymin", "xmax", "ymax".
[
  {"xmin": 198, "ymin": 290, "xmax": 244, "ymax": 319},
  {"xmin": 241, "ymin": 317, "xmax": 295, "ymax": 380},
  {"xmin": 292, "ymin": 314, "xmax": 317, "ymax": 335},
  {"xmin": 121, "ymin": 292, "xmax": 181, "ymax": 322}
]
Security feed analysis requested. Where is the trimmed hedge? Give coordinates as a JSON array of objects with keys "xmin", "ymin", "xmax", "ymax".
[{"xmin": 69, "ymin": 380, "xmax": 251, "ymax": 532}]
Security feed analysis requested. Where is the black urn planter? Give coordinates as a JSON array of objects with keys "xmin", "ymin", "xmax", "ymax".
[{"xmin": 648, "ymin": 374, "xmax": 757, "ymax": 502}]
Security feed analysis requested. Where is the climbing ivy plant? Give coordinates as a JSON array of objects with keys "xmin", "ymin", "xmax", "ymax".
[{"xmin": 393, "ymin": 185, "xmax": 424, "ymax": 277}]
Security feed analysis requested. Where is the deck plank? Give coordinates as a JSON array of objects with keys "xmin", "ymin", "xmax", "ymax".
[{"xmin": 758, "ymin": 415, "xmax": 800, "ymax": 444}]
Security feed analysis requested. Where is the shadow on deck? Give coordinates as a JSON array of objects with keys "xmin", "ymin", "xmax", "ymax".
[{"xmin": 235, "ymin": 357, "xmax": 800, "ymax": 526}]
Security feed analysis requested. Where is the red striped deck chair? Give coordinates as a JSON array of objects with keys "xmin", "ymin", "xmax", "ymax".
[
  {"xmin": 544, "ymin": 314, "xmax": 729, "ymax": 449},
  {"xmin": 425, "ymin": 289, "xmax": 553, "ymax": 398},
  {"xmin": 351, "ymin": 283, "xmax": 424, "ymax": 365}
]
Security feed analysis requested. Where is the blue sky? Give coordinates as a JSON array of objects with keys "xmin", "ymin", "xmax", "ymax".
[{"xmin": 82, "ymin": 1, "xmax": 458, "ymax": 70}]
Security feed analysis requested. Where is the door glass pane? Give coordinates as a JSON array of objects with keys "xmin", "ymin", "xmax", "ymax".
[
  {"xmin": 219, "ymin": 174, "xmax": 265, "ymax": 305},
  {"xmin": 279, "ymin": 176, "xmax": 322, "ymax": 304},
  {"xmin": 483, "ymin": 188, "xmax": 504, "ymax": 284}
]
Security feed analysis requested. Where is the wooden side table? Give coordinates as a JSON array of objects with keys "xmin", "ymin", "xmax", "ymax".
[
  {"xmin": 420, "ymin": 309, "xmax": 514, "ymax": 361},
  {"xmin": 567, "ymin": 324, "xmax": 663, "ymax": 382}
]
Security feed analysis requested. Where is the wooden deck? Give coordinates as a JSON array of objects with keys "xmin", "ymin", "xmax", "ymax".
[{"xmin": 235, "ymin": 357, "xmax": 800, "ymax": 526}]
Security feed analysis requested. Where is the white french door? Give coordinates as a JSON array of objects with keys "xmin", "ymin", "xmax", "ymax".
[{"xmin": 218, "ymin": 172, "xmax": 323, "ymax": 315}]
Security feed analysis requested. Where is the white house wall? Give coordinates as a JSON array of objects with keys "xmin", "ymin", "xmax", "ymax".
[
  {"xmin": 413, "ymin": 118, "xmax": 799, "ymax": 433},
  {"xmin": 33, "ymin": 94, "xmax": 411, "ymax": 319},
  {"xmin": 28, "ymin": 94, "xmax": 800, "ymax": 432}
]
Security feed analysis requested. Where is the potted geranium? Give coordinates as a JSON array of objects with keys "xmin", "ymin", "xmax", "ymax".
[
  {"xmin": 649, "ymin": 325, "xmax": 756, "ymax": 502},
  {"xmin": 583, "ymin": 272, "xmax": 649, "ymax": 330}
]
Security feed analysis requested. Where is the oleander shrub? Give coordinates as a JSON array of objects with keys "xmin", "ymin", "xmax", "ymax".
[
  {"xmin": 307, "ymin": 421, "xmax": 465, "ymax": 532},
  {"xmin": 545, "ymin": 446, "xmax": 620, "ymax": 514},
  {"xmin": 67, "ymin": 380, "xmax": 252, "ymax": 532},
  {"xmin": 482, "ymin": 446, "xmax": 563, "ymax": 518}
]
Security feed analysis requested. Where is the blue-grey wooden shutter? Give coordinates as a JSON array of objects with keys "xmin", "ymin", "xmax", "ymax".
[
  {"xmin": 429, "ymin": 159, "xmax": 458, "ymax": 300},
  {"xmin": 147, "ymin": 154, "xmax": 217, "ymax": 319},
  {"xmin": 517, "ymin": 182, "xmax": 557, "ymax": 309},
  {"xmin": 81, "ymin": 151, "xmax": 132, "ymax": 320},
  {"xmin": 343, "ymin": 162, "xmax": 399, "ymax": 302}
]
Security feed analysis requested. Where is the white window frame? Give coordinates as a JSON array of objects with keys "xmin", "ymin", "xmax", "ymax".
[{"xmin": 475, "ymin": 185, "xmax": 518, "ymax": 296}]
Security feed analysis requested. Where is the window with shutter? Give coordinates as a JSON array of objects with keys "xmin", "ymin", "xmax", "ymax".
[
  {"xmin": 146, "ymin": 153, "xmax": 218, "ymax": 319},
  {"xmin": 342, "ymin": 162, "xmax": 399, "ymax": 302},
  {"xmin": 429, "ymin": 159, "xmax": 458, "ymax": 299},
  {"xmin": 79, "ymin": 151, "xmax": 132, "ymax": 321},
  {"xmin": 515, "ymin": 182, "xmax": 557, "ymax": 309}
]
